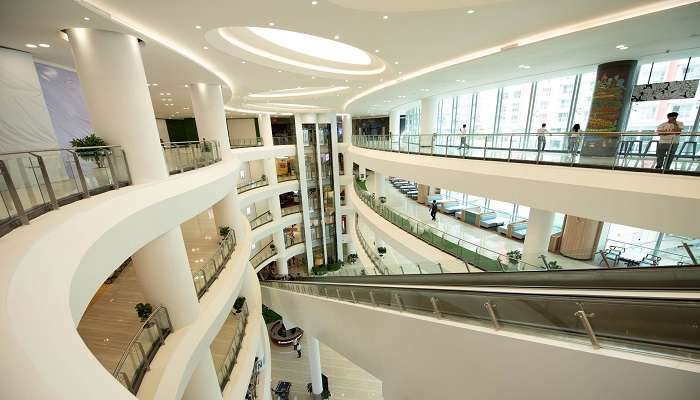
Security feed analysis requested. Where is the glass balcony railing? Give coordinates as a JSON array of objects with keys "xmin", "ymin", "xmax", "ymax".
[
  {"xmin": 215, "ymin": 302, "xmax": 249, "ymax": 390},
  {"xmin": 273, "ymin": 136, "xmax": 296, "ymax": 145},
  {"xmin": 355, "ymin": 223, "xmax": 388, "ymax": 275},
  {"xmin": 230, "ymin": 137, "xmax": 263, "ymax": 148},
  {"xmin": 285, "ymin": 231, "xmax": 304, "ymax": 248},
  {"xmin": 113, "ymin": 306, "xmax": 173, "ymax": 394},
  {"xmin": 353, "ymin": 133, "xmax": 700, "ymax": 175},
  {"xmin": 277, "ymin": 172, "xmax": 298, "ymax": 183},
  {"xmin": 162, "ymin": 140, "xmax": 220, "ymax": 174},
  {"xmin": 250, "ymin": 240, "xmax": 277, "ymax": 268},
  {"xmin": 263, "ymin": 280, "xmax": 700, "ymax": 361},
  {"xmin": 192, "ymin": 229, "xmax": 237, "ymax": 298},
  {"xmin": 250, "ymin": 211, "xmax": 273, "ymax": 230},
  {"xmin": 0, "ymin": 145, "xmax": 130, "ymax": 237},
  {"xmin": 281, "ymin": 204, "xmax": 302, "ymax": 216},
  {"xmin": 237, "ymin": 176, "xmax": 268, "ymax": 194}
]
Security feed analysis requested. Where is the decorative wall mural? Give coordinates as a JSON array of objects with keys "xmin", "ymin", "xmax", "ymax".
[{"xmin": 631, "ymin": 79, "xmax": 699, "ymax": 102}]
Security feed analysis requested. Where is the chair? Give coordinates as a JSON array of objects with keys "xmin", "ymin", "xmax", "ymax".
[
  {"xmin": 639, "ymin": 253, "xmax": 661, "ymax": 267},
  {"xmin": 599, "ymin": 245, "xmax": 624, "ymax": 267}
]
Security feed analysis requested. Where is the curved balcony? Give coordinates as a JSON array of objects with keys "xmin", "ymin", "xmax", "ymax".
[
  {"xmin": 192, "ymin": 229, "xmax": 237, "ymax": 298},
  {"xmin": 250, "ymin": 240, "xmax": 277, "ymax": 271},
  {"xmin": 249, "ymin": 211, "xmax": 273, "ymax": 231},
  {"xmin": 353, "ymin": 133, "xmax": 700, "ymax": 176},
  {"xmin": 237, "ymin": 176, "xmax": 268, "ymax": 194}
]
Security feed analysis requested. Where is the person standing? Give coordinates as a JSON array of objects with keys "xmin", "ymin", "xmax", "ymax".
[
  {"xmin": 430, "ymin": 200, "xmax": 438, "ymax": 221},
  {"xmin": 568, "ymin": 123, "xmax": 581, "ymax": 156},
  {"xmin": 655, "ymin": 112, "xmax": 683, "ymax": 170},
  {"xmin": 293, "ymin": 339, "xmax": 302, "ymax": 358},
  {"xmin": 458, "ymin": 123, "xmax": 468, "ymax": 155},
  {"xmin": 536, "ymin": 123, "xmax": 549, "ymax": 152}
]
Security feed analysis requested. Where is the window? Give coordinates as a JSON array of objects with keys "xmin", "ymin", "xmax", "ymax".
[
  {"xmin": 572, "ymin": 71, "xmax": 596, "ymax": 130},
  {"xmin": 498, "ymin": 83, "xmax": 532, "ymax": 133},
  {"xmin": 438, "ymin": 97, "xmax": 454, "ymax": 134},
  {"xmin": 473, "ymin": 89, "xmax": 499, "ymax": 133},
  {"xmin": 531, "ymin": 75, "xmax": 577, "ymax": 132},
  {"xmin": 455, "ymin": 94, "xmax": 473, "ymax": 134},
  {"xmin": 488, "ymin": 199, "xmax": 516, "ymax": 219},
  {"xmin": 466, "ymin": 194, "xmax": 486, "ymax": 208}
]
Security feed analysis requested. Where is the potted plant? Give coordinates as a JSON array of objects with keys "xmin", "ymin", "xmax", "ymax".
[
  {"xmin": 360, "ymin": 268, "xmax": 367, "ymax": 276},
  {"xmin": 260, "ymin": 174, "xmax": 267, "ymax": 182},
  {"xmin": 269, "ymin": 243, "xmax": 276, "ymax": 252},
  {"xmin": 233, "ymin": 296, "xmax": 246, "ymax": 314},
  {"xmin": 70, "ymin": 133, "xmax": 109, "ymax": 167},
  {"xmin": 547, "ymin": 260, "xmax": 562, "ymax": 270},
  {"xmin": 506, "ymin": 250, "xmax": 522, "ymax": 265},
  {"xmin": 377, "ymin": 246, "xmax": 387, "ymax": 256},
  {"xmin": 135, "ymin": 303, "xmax": 153, "ymax": 322},
  {"xmin": 219, "ymin": 226, "xmax": 231, "ymax": 238}
]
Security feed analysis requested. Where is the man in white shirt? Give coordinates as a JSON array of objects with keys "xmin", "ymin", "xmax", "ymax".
[
  {"xmin": 655, "ymin": 112, "xmax": 683, "ymax": 170},
  {"xmin": 458, "ymin": 124, "xmax": 468, "ymax": 155},
  {"xmin": 536, "ymin": 123, "xmax": 548, "ymax": 153}
]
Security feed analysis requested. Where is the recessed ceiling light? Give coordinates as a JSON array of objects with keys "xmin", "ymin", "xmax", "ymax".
[
  {"xmin": 312, "ymin": 0, "xmax": 318, "ymax": 4},
  {"xmin": 398, "ymin": 95, "xmax": 406, "ymax": 98},
  {"xmin": 159, "ymin": 92, "xmax": 165, "ymax": 95},
  {"xmin": 184, "ymin": 84, "xmax": 189, "ymax": 88},
  {"xmin": 184, "ymin": 107, "xmax": 190, "ymax": 109},
  {"xmin": 467, "ymin": 10, "xmax": 475, "ymax": 14},
  {"xmin": 358, "ymin": 86, "xmax": 363, "ymax": 89},
  {"xmin": 374, "ymin": 49, "xmax": 380, "ymax": 53},
  {"xmin": 456, "ymin": 79, "xmax": 466, "ymax": 83},
  {"xmin": 382, "ymin": 15, "xmax": 389, "ymax": 20},
  {"xmin": 167, "ymin": 98, "xmax": 173, "ymax": 101},
  {"xmin": 394, "ymin": 61, "xmax": 399, "ymax": 65},
  {"xmin": 38, "ymin": 43, "xmax": 50, "ymax": 48},
  {"xmin": 83, "ymin": 17, "xmax": 90, "ymax": 21},
  {"xmin": 518, "ymin": 64, "xmax": 531, "ymax": 69},
  {"xmin": 333, "ymin": 35, "xmax": 340, "ymax": 40},
  {"xmin": 165, "ymin": 92, "xmax": 171, "ymax": 95},
  {"xmin": 420, "ymin": 88, "xmax": 430, "ymax": 92},
  {"xmin": 203, "ymin": 46, "xmax": 209, "ymax": 50},
  {"xmin": 195, "ymin": 25, "xmax": 202, "ymax": 29},
  {"xmin": 25, "ymin": 44, "xmax": 37, "ymax": 48},
  {"xmin": 277, "ymin": 70, "xmax": 282, "ymax": 73},
  {"xmin": 151, "ymin": 83, "xmax": 158, "ymax": 86},
  {"xmin": 268, "ymin": 22, "xmax": 275, "ymax": 26},
  {"xmin": 311, "ymin": 76, "xmax": 316, "ymax": 79},
  {"xmin": 398, "ymin": 71, "xmax": 402, "ymax": 75},
  {"xmin": 241, "ymin": 60, "xmax": 246, "ymax": 64},
  {"xmin": 379, "ymin": 78, "xmax": 384, "ymax": 82},
  {"xmin": 616, "ymin": 44, "xmax": 629, "ymax": 50}
]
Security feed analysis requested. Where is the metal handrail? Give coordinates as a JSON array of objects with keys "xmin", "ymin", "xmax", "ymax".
[
  {"xmin": 237, "ymin": 176, "xmax": 269, "ymax": 193},
  {"xmin": 192, "ymin": 230, "xmax": 237, "ymax": 298},
  {"xmin": 353, "ymin": 132, "xmax": 700, "ymax": 174},
  {"xmin": 216, "ymin": 302, "xmax": 250, "ymax": 389},
  {"xmin": 250, "ymin": 240, "xmax": 277, "ymax": 267},
  {"xmin": 112, "ymin": 305, "xmax": 173, "ymax": 394},
  {"xmin": 0, "ymin": 145, "xmax": 124, "ymax": 156},
  {"xmin": 355, "ymin": 223, "xmax": 389, "ymax": 275},
  {"xmin": 230, "ymin": 137, "xmax": 263, "ymax": 147},
  {"xmin": 250, "ymin": 211, "xmax": 273, "ymax": 230},
  {"xmin": 281, "ymin": 204, "xmax": 302, "ymax": 216}
]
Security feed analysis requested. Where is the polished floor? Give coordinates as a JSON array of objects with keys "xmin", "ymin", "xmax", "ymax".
[
  {"xmin": 269, "ymin": 334, "xmax": 383, "ymax": 400},
  {"xmin": 77, "ymin": 209, "xmax": 221, "ymax": 373},
  {"xmin": 370, "ymin": 175, "xmax": 600, "ymax": 270}
]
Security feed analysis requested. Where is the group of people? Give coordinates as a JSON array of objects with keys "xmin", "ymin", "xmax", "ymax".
[{"xmin": 453, "ymin": 111, "xmax": 685, "ymax": 169}]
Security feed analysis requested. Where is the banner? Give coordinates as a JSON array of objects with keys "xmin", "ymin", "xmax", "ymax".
[{"xmin": 631, "ymin": 79, "xmax": 699, "ymax": 102}]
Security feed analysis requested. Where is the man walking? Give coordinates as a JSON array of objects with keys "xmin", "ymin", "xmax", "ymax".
[
  {"xmin": 293, "ymin": 338, "xmax": 302, "ymax": 358},
  {"xmin": 430, "ymin": 200, "xmax": 438, "ymax": 221},
  {"xmin": 655, "ymin": 112, "xmax": 683, "ymax": 170}
]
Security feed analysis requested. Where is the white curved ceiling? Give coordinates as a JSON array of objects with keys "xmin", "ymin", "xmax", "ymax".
[{"xmin": 1, "ymin": 0, "xmax": 699, "ymax": 118}]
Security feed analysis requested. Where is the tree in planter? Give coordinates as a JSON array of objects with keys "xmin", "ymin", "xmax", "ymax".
[
  {"xmin": 506, "ymin": 250, "xmax": 522, "ymax": 265},
  {"xmin": 233, "ymin": 297, "xmax": 246, "ymax": 314},
  {"xmin": 135, "ymin": 303, "xmax": 153, "ymax": 322},
  {"xmin": 377, "ymin": 246, "xmax": 387, "ymax": 256},
  {"xmin": 269, "ymin": 243, "xmax": 276, "ymax": 252},
  {"xmin": 547, "ymin": 260, "xmax": 562, "ymax": 270},
  {"xmin": 70, "ymin": 133, "xmax": 109, "ymax": 167},
  {"xmin": 219, "ymin": 226, "xmax": 231, "ymax": 238}
]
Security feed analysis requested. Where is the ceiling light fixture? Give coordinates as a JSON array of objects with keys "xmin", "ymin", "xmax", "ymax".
[
  {"xmin": 166, "ymin": 92, "xmax": 171, "ymax": 95},
  {"xmin": 241, "ymin": 60, "xmax": 246, "ymax": 64},
  {"xmin": 83, "ymin": 17, "xmax": 90, "ymax": 21},
  {"xmin": 518, "ymin": 64, "xmax": 531, "ymax": 69},
  {"xmin": 333, "ymin": 35, "xmax": 340, "ymax": 40},
  {"xmin": 195, "ymin": 25, "xmax": 202, "ymax": 29},
  {"xmin": 616, "ymin": 44, "xmax": 629, "ymax": 50},
  {"xmin": 268, "ymin": 22, "xmax": 275, "ymax": 26},
  {"xmin": 420, "ymin": 88, "xmax": 430, "ymax": 92},
  {"xmin": 38, "ymin": 43, "xmax": 50, "ymax": 48},
  {"xmin": 159, "ymin": 92, "xmax": 165, "ymax": 95},
  {"xmin": 203, "ymin": 46, "xmax": 209, "ymax": 50},
  {"xmin": 394, "ymin": 61, "xmax": 399, "ymax": 65},
  {"xmin": 25, "ymin": 44, "xmax": 37, "ymax": 48},
  {"xmin": 467, "ymin": 10, "xmax": 475, "ymax": 14},
  {"xmin": 456, "ymin": 79, "xmax": 466, "ymax": 83},
  {"xmin": 382, "ymin": 15, "xmax": 389, "ymax": 20},
  {"xmin": 151, "ymin": 83, "xmax": 158, "ymax": 86},
  {"xmin": 311, "ymin": 0, "xmax": 318, "ymax": 4},
  {"xmin": 398, "ymin": 71, "xmax": 402, "ymax": 75}
]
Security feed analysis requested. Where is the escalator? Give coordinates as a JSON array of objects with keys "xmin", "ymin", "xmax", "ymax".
[{"xmin": 261, "ymin": 267, "xmax": 700, "ymax": 399}]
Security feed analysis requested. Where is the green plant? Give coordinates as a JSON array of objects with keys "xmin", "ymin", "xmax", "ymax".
[
  {"xmin": 135, "ymin": 303, "xmax": 153, "ymax": 322},
  {"xmin": 219, "ymin": 226, "xmax": 231, "ymax": 238},
  {"xmin": 262, "ymin": 305, "xmax": 282, "ymax": 324},
  {"xmin": 547, "ymin": 260, "xmax": 562, "ymax": 270},
  {"xmin": 233, "ymin": 296, "xmax": 246, "ymax": 313},
  {"xmin": 377, "ymin": 246, "xmax": 387, "ymax": 255},
  {"xmin": 70, "ymin": 133, "xmax": 109, "ymax": 167},
  {"xmin": 506, "ymin": 250, "xmax": 522, "ymax": 264},
  {"xmin": 312, "ymin": 265, "xmax": 328, "ymax": 275},
  {"xmin": 360, "ymin": 269, "xmax": 367, "ymax": 276}
]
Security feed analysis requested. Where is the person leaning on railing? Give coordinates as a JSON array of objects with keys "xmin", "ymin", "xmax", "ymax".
[{"xmin": 655, "ymin": 112, "xmax": 683, "ymax": 170}]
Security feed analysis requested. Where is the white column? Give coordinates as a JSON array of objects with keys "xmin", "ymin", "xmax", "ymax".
[
  {"xmin": 307, "ymin": 336, "xmax": 324, "ymax": 397},
  {"xmin": 342, "ymin": 114, "xmax": 353, "ymax": 175},
  {"xmin": 420, "ymin": 97, "xmax": 439, "ymax": 150},
  {"xmin": 358, "ymin": 165, "xmax": 366, "ymax": 181},
  {"xmin": 212, "ymin": 192, "xmax": 241, "ymax": 230},
  {"xmin": 346, "ymin": 212, "xmax": 357, "ymax": 254},
  {"xmin": 373, "ymin": 171, "xmax": 385, "ymax": 198},
  {"xmin": 132, "ymin": 228, "xmax": 199, "ymax": 329},
  {"xmin": 189, "ymin": 83, "xmax": 231, "ymax": 159},
  {"xmin": 182, "ymin": 351, "xmax": 222, "ymax": 400},
  {"xmin": 294, "ymin": 113, "xmax": 314, "ymax": 269},
  {"xmin": 389, "ymin": 109, "xmax": 401, "ymax": 137},
  {"xmin": 259, "ymin": 113, "xmax": 273, "ymax": 147},
  {"xmin": 325, "ymin": 112, "xmax": 343, "ymax": 262},
  {"xmin": 65, "ymin": 28, "xmax": 168, "ymax": 183},
  {"xmin": 523, "ymin": 208, "xmax": 555, "ymax": 265}
]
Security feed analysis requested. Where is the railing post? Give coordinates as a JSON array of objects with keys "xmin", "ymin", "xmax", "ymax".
[
  {"xmin": 430, "ymin": 297, "xmax": 442, "ymax": 319},
  {"xmin": 507, "ymin": 135, "xmax": 513, "ymax": 161},
  {"xmin": 105, "ymin": 152, "xmax": 121, "ymax": 189},
  {"xmin": 324, "ymin": 288, "xmax": 329, "ymax": 297},
  {"xmin": 484, "ymin": 301, "xmax": 500, "ymax": 330},
  {"xmin": 70, "ymin": 151, "xmax": 91, "ymax": 198},
  {"xmin": 0, "ymin": 160, "xmax": 29, "ymax": 225},
  {"xmin": 174, "ymin": 146, "xmax": 184, "ymax": 173},
  {"xmin": 575, "ymin": 309, "xmax": 600, "ymax": 349},
  {"xmin": 191, "ymin": 145, "xmax": 198, "ymax": 169},
  {"xmin": 336, "ymin": 288, "xmax": 342, "ymax": 300},
  {"xmin": 369, "ymin": 290, "xmax": 377, "ymax": 306},
  {"xmin": 29, "ymin": 153, "xmax": 59, "ymax": 210},
  {"xmin": 393, "ymin": 293, "xmax": 404, "ymax": 311},
  {"xmin": 350, "ymin": 290, "xmax": 358, "ymax": 303}
]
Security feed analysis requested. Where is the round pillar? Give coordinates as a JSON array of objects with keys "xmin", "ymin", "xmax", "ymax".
[
  {"xmin": 182, "ymin": 350, "xmax": 222, "ymax": 400},
  {"xmin": 65, "ymin": 28, "xmax": 167, "ymax": 183},
  {"xmin": 189, "ymin": 83, "xmax": 231, "ymax": 159},
  {"xmin": 522, "ymin": 208, "xmax": 555, "ymax": 266},
  {"xmin": 259, "ymin": 113, "xmax": 273, "ymax": 146},
  {"xmin": 389, "ymin": 109, "xmax": 401, "ymax": 137},
  {"xmin": 307, "ymin": 336, "xmax": 324, "ymax": 396}
]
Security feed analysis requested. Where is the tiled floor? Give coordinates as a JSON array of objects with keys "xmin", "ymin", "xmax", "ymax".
[
  {"xmin": 77, "ymin": 209, "xmax": 221, "ymax": 372},
  {"xmin": 374, "ymin": 177, "xmax": 600, "ymax": 270},
  {"xmin": 270, "ymin": 334, "xmax": 383, "ymax": 400}
]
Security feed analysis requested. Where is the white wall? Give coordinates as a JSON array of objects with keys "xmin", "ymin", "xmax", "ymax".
[
  {"xmin": 262, "ymin": 286, "xmax": 700, "ymax": 400},
  {"xmin": 351, "ymin": 146, "xmax": 700, "ymax": 238},
  {"xmin": 156, "ymin": 118, "xmax": 169, "ymax": 142},
  {"xmin": 227, "ymin": 118, "xmax": 257, "ymax": 142},
  {"xmin": 0, "ymin": 48, "xmax": 57, "ymax": 152}
]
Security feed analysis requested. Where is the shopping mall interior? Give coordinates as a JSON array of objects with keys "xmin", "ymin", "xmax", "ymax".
[{"xmin": 1, "ymin": 0, "xmax": 699, "ymax": 399}]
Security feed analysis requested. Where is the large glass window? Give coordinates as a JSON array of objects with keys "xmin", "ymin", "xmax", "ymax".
[
  {"xmin": 438, "ymin": 97, "xmax": 454, "ymax": 134},
  {"xmin": 498, "ymin": 83, "xmax": 532, "ymax": 133},
  {"xmin": 488, "ymin": 199, "xmax": 516, "ymax": 219},
  {"xmin": 572, "ymin": 71, "xmax": 596, "ymax": 130},
  {"xmin": 473, "ymin": 89, "xmax": 499, "ymax": 133},
  {"xmin": 455, "ymin": 94, "xmax": 473, "ymax": 134},
  {"xmin": 466, "ymin": 194, "xmax": 486, "ymax": 208},
  {"xmin": 531, "ymin": 75, "xmax": 577, "ymax": 132}
]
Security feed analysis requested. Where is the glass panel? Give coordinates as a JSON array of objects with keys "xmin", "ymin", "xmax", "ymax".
[
  {"xmin": 473, "ymin": 89, "xmax": 499, "ymax": 133},
  {"xmin": 438, "ymin": 97, "xmax": 454, "ymax": 134},
  {"xmin": 498, "ymin": 83, "xmax": 532, "ymax": 133},
  {"xmin": 572, "ymin": 71, "xmax": 596, "ymax": 130},
  {"xmin": 531, "ymin": 75, "xmax": 577, "ymax": 133}
]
